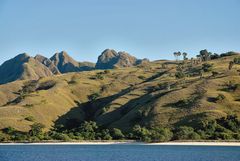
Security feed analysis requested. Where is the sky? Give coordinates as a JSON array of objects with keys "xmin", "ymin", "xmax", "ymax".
[{"xmin": 0, "ymin": 0, "xmax": 240, "ymax": 64}]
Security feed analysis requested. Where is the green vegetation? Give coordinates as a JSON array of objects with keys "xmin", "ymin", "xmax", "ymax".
[
  {"xmin": 25, "ymin": 116, "xmax": 35, "ymax": 122},
  {"xmin": 0, "ymin": 114, "xmax": 239, "ymax": 142},
  {"xmin": 202, "ymin": 63, "xmax": 213, "ymax": 72},
  {"xmin": 0, "ymin": 50, "xmax": 240, "ymax": 143},
  {"xmin": 88, "ymin": 92, "xmax": 100, "ymax": 101}
]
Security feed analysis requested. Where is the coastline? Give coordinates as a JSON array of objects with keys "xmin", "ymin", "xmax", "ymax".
[{"xmin": 1, "ymin": 141, "xmax": 240, "ymax": 146}]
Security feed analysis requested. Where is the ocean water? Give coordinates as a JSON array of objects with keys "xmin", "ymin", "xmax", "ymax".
[{"xmin": 0, "ymin": 144, "xmax": 240, "ymax": 161}]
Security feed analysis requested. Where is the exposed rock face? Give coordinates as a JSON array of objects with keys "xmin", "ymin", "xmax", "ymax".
[
  {"xmin": 0, "ymin": 49, "xmax": 148, "ymax": 84},
  {"xmin": 34, "ymin": 54, "xmax": 61, "ymax": 74},
  {"xmin": 95, "ymin": 49, "xmax": 149, "ymax": 69},
  {"xmin": 0, "ymin": 53, "xmax": 53, "ymax": 84},
  {"xmin": 50, "ymin": 51, "xmax": 94, "ymax": 73}
]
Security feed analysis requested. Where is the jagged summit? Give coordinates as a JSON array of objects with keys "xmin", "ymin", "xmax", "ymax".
[
  {"xmin": 96, "ymin": 49, "xmax": 149, "ymax": 69},
  {"xmin": 0, "ymin": 53, "xmax": 53, "ymax": 84},
  {"xmin": 50, "ymin": 51, "xmax": 94, "ymax": 73},
  {"xmin": 35, "ymin": 54, "xmax": 61, "ymax": 75}
]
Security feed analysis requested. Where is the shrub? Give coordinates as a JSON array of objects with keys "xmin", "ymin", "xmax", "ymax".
[
  {"xmin": 132, "ymin": 125, "xmax": 151, "ymax": 142},
  {"xmin": 3, "ymin": 127, "xmax": 16, "ymax": 135},
  {"xmin": 220, "ymin": 51, "xmax": 238, "ymax": 57},
  {"xmin": 202, "ymin": 63, "xmax": 213, "ymax": 72},
  {"xmin": 138, "ymin": 75, "xmax": 146, "ymax": 80},
  {"xmin": 36, "ymin": 80, "xmax": 56, "ymax": 91},
  {"xmin": 150, "ymin": 127, "xmax": 173, "ymax": 142},
  {"xmin": 51, "ymin": 132, "xmax": 71, "ymax": 141},
  {"xmin": 88, "ymin": 92, "xmax": 100, "ymax": 101},
  {"xmin": 99, "ymin": 129, "xmax": 112, "ymax": 140},
  {"xmin": 0, "ymin": 132, "xmax": 8, "ymax": 141},
  {"xmin": 29, "ymin": 123, "xmax": 45, "ymax": 137},
  {"xmin": 174, "ymin": 126, "xmax": 200, "ymax": 140},
  {"xmin": 104, "ymin": 70, "xmax": 111, "ymax": 74},
  {"xmin": 233, "ymin": 57, "xmax": 240, "ymax": 64},
  {"xmin": 212, "ymin": 71, "xmax": 219, "ymax": 77},
  {"xmin": 224, "ymin": 81, "xmax": 240, "ymax": 92},
  {"xmin": 23, "ymin": 104, "xmax": 34, "ymax": 108},
  {"xmin": 175, "ymin": 71, "xmax": 185, "ymax": 79},
  {"xmin": 111, "ymin": 128, "xmax": 125, "ymax": 140},
  {"xmin": 25, "ymin": 116, "xmax": 35, "ymax": 122},
  {"xmin": 216, "ymin": 94, "xmax": 225, "ymax": 102}
]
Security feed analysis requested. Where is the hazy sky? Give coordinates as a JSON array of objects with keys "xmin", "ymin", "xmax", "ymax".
[{"xmin": 0, "ymin": 0, "xmax": 239, "ymax": 64}]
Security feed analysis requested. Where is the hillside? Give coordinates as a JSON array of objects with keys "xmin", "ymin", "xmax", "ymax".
[
  {"xmin": 0, "ymin": 53, "xmax": 240, "ymax": 137},
  {"xmin": 0, "ymin": 53, "xmax": 54, "ymax": 84}
]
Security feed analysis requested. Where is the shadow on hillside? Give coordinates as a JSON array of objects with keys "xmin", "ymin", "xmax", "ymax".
[
  {"xmin": 174, "ymin": 112, "xmax": 207, "ymax": 128},
  {"xmin": 94, "ymin": 89, "xmax": 178, "ymax": 129},
  {"xmin": 142, "ymin": 70, "xmax": 169, "ymax": 83},
  {"xmin": 53, "ymin": 86, "xmax": 134, "ymax": 129}
]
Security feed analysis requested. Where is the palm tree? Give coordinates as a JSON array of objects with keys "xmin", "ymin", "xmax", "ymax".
[
  {"xmin": 182, "ymin": 52, "xmax": 188, "ymax": 60},
  {"xmin": 173, "ymin": 52, "xmax": 181, "ymax": 62}
]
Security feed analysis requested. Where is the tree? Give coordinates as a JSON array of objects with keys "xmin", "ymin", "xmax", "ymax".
[
  {"xmin": 175, "ymin": 71, "xmax": 185, "ymax": 79},
  {"xmin": 182, "ymin": 52, "xmax": 188, "ymax": 60},
  {"xmin": 29, "ymin": 123, "xmax": 45, "ymax": 137},
  {"xmin": 111, "ymin": 128, "xmax": 125, "ymax": 140},
  {"xmin": 199, "ymin": 49, "xmax": 212, "ymax": 61},
  {"xmin": 78, "ymin": 121, "xmax": 98, "ymax": 140},
  {"xmin": 202, "ymin": 63, "xmax": 213, "ymax": 72},
  {"xmin": 99, "ymin": 129, "xmax": 112, "ymax": 140},
  {"xmin": 132, "ymin": 125, "xmax": 151, "ymax": 142},
  {"xmin": 174, "ymin": 126, "xmax": 200, "ymax": 140},
  {"xmin": 88, "ymin": 92, "xmax": 100, "ymax": 101},
  {"xmin": 173, "ymin": 52, "xmax": 181, "ymax": 62},
  {"xmin": 150, "ymin": 127, "xmax": 173, "ymax": 142},
  {"xmin": 229, "ymin": 61, "xmax": 234, "ymax": 70}
]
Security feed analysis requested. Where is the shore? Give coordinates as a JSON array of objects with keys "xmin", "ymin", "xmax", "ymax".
[{"xmin": 1, "ymin": 141, "xmax": 240, "ymax": 146}]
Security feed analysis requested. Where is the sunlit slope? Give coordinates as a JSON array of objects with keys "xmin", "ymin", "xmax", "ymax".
[{"xmin": 0, "ymin": 55, "xmax": 240, "ymax": 132}]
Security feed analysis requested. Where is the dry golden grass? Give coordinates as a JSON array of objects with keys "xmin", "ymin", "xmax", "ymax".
[{"xmin": 0, "ymin": 55, "xmax": 240, "ymax": 132}]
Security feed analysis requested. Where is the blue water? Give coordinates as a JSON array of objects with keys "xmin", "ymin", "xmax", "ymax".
[{"xmin": 0, "ymin": 145, "xmax": 240, "ymax": 161}]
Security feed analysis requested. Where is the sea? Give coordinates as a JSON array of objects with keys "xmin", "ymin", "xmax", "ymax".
[{"xmin": 0, "ymin": 144, "xmax": 240, "ymax": 161}]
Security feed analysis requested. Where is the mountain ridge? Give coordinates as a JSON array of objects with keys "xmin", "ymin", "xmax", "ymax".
[{"xmin": 0, "ymin": 49, "xmax": 147, "ymax": 84}]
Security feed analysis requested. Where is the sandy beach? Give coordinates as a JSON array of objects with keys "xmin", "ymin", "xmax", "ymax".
[{"xmin": 1, "ymin": 141, "xmax": 240, "ymax": 146}]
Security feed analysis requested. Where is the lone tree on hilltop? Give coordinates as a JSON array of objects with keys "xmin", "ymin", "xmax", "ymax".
[
  {"xmin": 182, "ymin": 52, "xmax": 188, "ymax": 60},
  {"xmin": 173, "ymin": 51, "xmax": 181, "ymax": 62}
]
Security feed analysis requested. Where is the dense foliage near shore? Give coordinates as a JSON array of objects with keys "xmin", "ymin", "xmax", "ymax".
[
  {"xmin": 0, "ymin": 114, "xmax": 239, "ymax": 142},
  {"xmin": 1, "ymin": 50, "xmax": 240, "ymax": 143}
]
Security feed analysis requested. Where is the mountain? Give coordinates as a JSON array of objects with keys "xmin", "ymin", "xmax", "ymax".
[
  {"xmin": 96, "ymin": 49, "xmax": 149, "ymax": 69},
  {"xmin": 50, "ymin": 51, "xmax": 95, "ymax": 73},
  {"xmin": 34, "ymin": 54, "xmax": 61, "ymax": 75},
  {"xmin": 0, "ymin": 53, "xmax": 239, "ymax": 134},
  {"xmin": 0, "ymin": 53, "xmax": 53, "ymax": 84}
]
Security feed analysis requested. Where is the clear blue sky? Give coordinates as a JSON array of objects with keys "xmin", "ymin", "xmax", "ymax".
[{"xmin": 0, "ymin": 0, "xmax": 239, "ymax": 64}]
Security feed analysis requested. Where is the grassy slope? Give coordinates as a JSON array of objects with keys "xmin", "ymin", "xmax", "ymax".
[{"xmin": 0, "ymin": 55, "xmax": 240, "ymax": 132}]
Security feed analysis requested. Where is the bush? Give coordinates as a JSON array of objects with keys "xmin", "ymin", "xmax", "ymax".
[
  {"xmin": 220, "ymin": 51, "xmax": 238, "ymax": 57},
  {"xmin": 99, "ymin": 129, "xmax": 112, "ymax": 140},
  {"xmin": 174, "ymin": 126, "xmax": 200, "ymax": 140},
  {"xmin": 111, "ymin": 128, "xmax": 125, "ymax": 140},
  {"xmin": 88, "ymin": 92, "xmax": 100, "ymax": 101},
  {"xmin": 25, "ymin": 116, "xmax": 35, "ymax": 122},
  {"xmin": 36, "ymin": 81, "xmax": 56, "ymax": 91},
  {"xmin": 212, "ymin": 71, "xmax": 219, "ymax": 77},
  {"xmin": 202, "ymin": 63, "xmax": 213, "ymax": 72},
  {"xmin": 0, "ymin": 132, "xmax": 8, "ymax": 141},
  {"xmin": 29, "ymin": 123, "xmax": 45, "ymax": 137},
  {"xmin": 216, "ymin": 94, "xmax": 225, "ymax": 102},
  {"xmin": 138, "ymin": 75, "xmax": 146, "ymax": 80},
  {"xmin": 233, "ymin": 57, "xmax": 240, "ymax": 64},
  {"xmin": 132, "ymin": 125, "xmax": 151, "ymax": 142},
  {"xmin": 150, "ymin": 127, "xmax": 173, "ymax": 142},
  {"xmin": 104, "ymin": 70, "xmax": 111, "ymax": 74},
  {"xmin": 175, "ymin": 71, "xmax": 185, "ymax": 79},
  {"xmin": 51, "ymin": 132, "xmax": 71, "ymax": 141}
]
